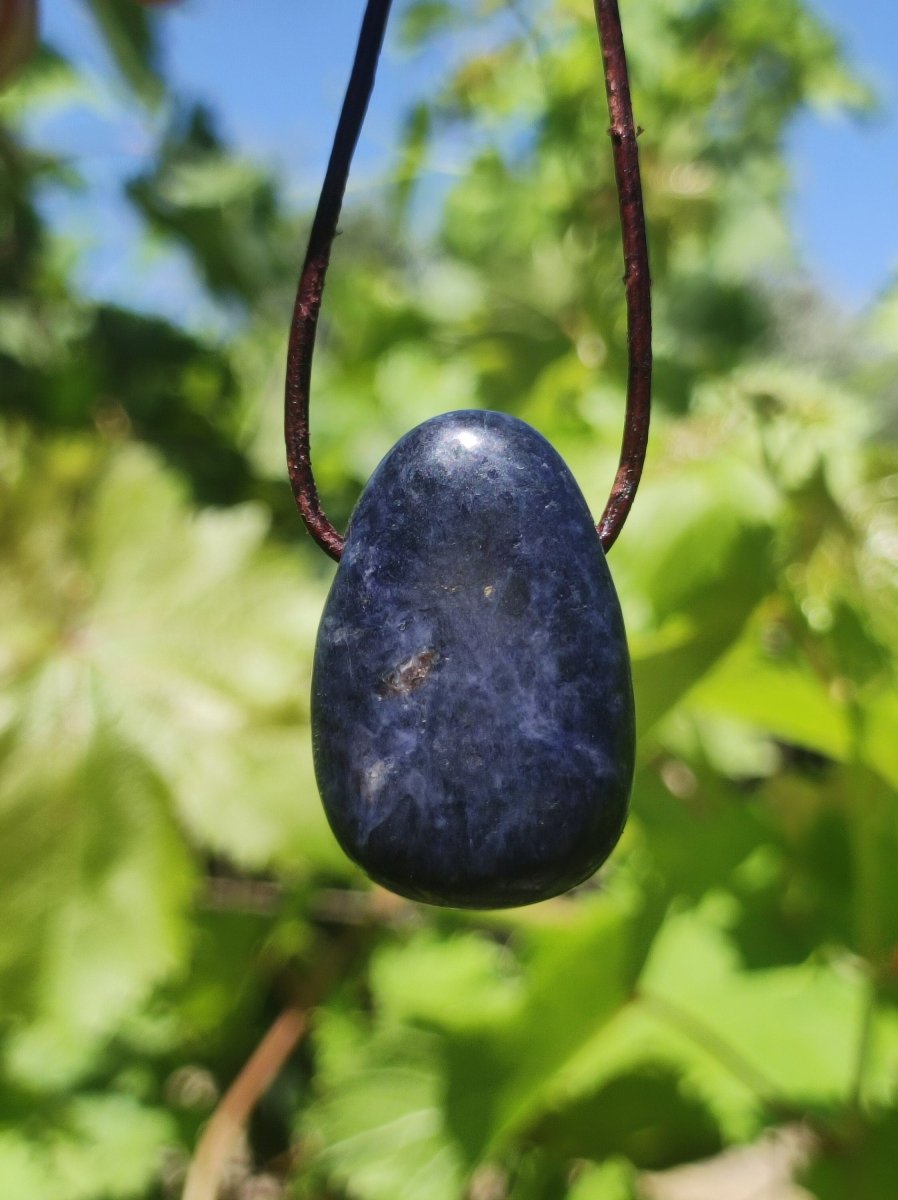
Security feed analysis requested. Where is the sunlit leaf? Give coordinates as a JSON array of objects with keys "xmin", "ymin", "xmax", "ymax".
[
  {"xmin": 0, "ymin": 1095, "xmax": 174, "ymax": 1200},
  {"xmin": 303, "ymin": 1014, "xmax": 466, "ymax": 1200},
  {"xmin": 0, "ymin": 733, "xmax": 194, "ymax": 1084}
]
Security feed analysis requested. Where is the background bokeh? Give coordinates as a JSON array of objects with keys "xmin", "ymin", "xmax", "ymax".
[{"xmin": 3, "ymin": 1, "xmax": 898, "ymax": 1197}]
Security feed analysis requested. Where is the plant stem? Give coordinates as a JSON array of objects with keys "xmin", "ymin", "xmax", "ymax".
[
  {"xmin": 182, "ymin": 1005, "xmax": 307, "ymax": 1200},
  {"xmin": 181, "ymin": 927, "xmax": 373, "ymax": 1200}
]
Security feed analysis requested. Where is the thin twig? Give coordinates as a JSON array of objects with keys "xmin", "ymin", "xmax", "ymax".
[
  {"xmin": 181, "ymin": 930, "xmax": 371, "ymax": 1200},
  {"xmin": 202, "ymin": 875, "xmax": 283, "ymax": 915},
  {"xmin": 593, "ymin": 0, "xmax": 652, "ymax": 552},
  {"xmin": 285, "ymin": 0, "xmax": 393, "ymax": 560},
  {"xmin": 182, "ymin": 1006, "xmax": 307, "ymax": 1200}
]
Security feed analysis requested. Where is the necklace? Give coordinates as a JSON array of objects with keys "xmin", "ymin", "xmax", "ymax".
[{"xmin": 285, "ymin": 0, "xmax": 651, "ymax": 908}]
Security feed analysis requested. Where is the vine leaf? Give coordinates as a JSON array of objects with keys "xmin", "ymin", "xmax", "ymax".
[
  {"xmin": 0, "ymin": 434, "xmax": 345, "ymax": 1082},
  {"xmin": 0, "ymin": 735, "xmax": 194, "ymax": 1086}
]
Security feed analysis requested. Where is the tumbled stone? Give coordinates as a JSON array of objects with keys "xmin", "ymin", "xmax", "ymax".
[{"xmin": 311, "ymin": 410, "xmax": 634, "ymax": 908}]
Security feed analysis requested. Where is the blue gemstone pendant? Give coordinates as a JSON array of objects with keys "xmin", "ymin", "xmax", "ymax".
[{"xmin": 311, "ymin": 410, "xmax": 635, "ymax": 908}]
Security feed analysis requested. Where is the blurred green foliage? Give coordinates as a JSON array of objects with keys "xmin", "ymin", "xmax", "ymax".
[{"xmin": 2, "ymin": 1, "xmax": 898, "ymax": 1197}]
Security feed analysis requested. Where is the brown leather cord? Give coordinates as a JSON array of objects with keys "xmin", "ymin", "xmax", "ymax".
[
  {"xmin": 285, "ymin": 0, "xmax": 651, "ymax": 560},
  {"xmin": 284, "ymin": 0, "xmax": 393, "ymax": 560},
  {"xmin": 592, "ymin": 0, "xmax": 652, "ymax": 551}
]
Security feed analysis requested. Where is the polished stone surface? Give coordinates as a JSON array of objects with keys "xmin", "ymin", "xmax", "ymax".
[{"xmin": 311, "ymin": 410, "xmax": 634, "ymax": 908}]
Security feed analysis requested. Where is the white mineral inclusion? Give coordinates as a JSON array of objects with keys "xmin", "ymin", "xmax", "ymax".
[
  {"xmin": 362, "ymin": 758, "xmax": 391, "ymax": 803},
  {"xmin": 455, "ymin": 428, "xmax": 482, "ymax": 451}
]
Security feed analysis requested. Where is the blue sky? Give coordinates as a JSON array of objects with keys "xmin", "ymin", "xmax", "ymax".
[
  {"xmin": 35, "ymin": 0, "xmax": 898, "ymax": 318},
  {"xmin": 785, "ymin": 0, "xmax": 898, "ymax": 307}
]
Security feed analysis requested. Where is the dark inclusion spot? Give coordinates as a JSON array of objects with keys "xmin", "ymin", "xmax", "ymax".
[{"xmin": 377, "ymin": 648, "xmax": 440, "ymax": 698}]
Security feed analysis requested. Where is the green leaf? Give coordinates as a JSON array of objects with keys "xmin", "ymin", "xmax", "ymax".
[
  {"xmin": 82, "ymin": 0, "xmax": 164, "ymax": 107},
  {"xmin": 303, "ymin": 1013, "xmax": 466, "ymax": 1200},
  {"xmin": 0, "ymin": 1133, "xmax": 46, "ymax": 1195},
  {"xmin": 0, "ymin": 1094, "xmax": 174, "ymax": 1200},
  {"xmin": 687, "ymin": 627, "xmax": 854, "ymax": 761},
  {"xmin": 398, "ymin": 1, "xmax": 459, "ymax": 48},
  {"xmin": 801, "ymin": 1107, "xmax": 898, "ymax": 1200},
  {"xmin": 566, "ymin": 1159, "xmax": 638, "ymax": 1200},
  {"xmin": 534, "ymin": 1067, "xmax": 721, "ymax": 1172},
  {"xmin": 370, "ymin": 931, "xmax": 523, "ymax": 1033},
  {"xmin": 128, "ymin": 104, "xmax": 287, "ymax": 302},
  {"xmin": 1, "ymin": 437, "xmax": 336, "ymax": 876},
  {"xmin": 626, "ymin": 515, "xmax": 778, "ymax": 742},
  {"xmin": 153, "ymin": 156, "xmax": 265, "ymax": 209},
  {"xmin": 442, "ymin": 888, "xmax": 667, "ymax": 1159},
  {"xmin": 859, "ymin": 688, "xmax": 898, "ymax": 789},
  {"xmin": 0, "ymin": 48, "xmax": 88, "ymax": 123},
  {"xmin": 638, "ymin": 904, "xmax": 898, "ymax": 1113},
  {"xmin": 0, "ymin": 734, "xmax": 194, "ymax": 1086}
]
